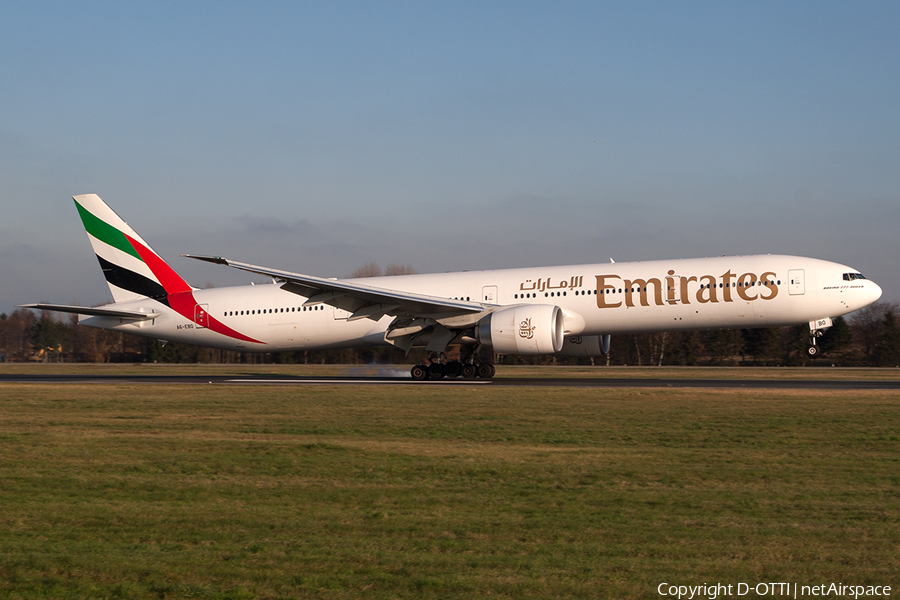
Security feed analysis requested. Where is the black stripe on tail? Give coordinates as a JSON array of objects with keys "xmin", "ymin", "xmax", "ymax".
[{"xmin": 96, "ymin": 255, "xmax": 169, "ymax": 304}]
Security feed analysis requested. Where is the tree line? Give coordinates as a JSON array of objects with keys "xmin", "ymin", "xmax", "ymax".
[{"xmin": 2, "ymin": 301, "xmax": 898, "ymax": 367}]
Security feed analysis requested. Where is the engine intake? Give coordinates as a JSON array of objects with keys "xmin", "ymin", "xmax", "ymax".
[{"xmin": 477, "ymin": 304, "xmax": 564, "ymax": 355}]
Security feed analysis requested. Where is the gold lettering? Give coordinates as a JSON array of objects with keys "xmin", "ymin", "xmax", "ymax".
[
  {"xmin": 736, "ymin": 272, "xmax": 758, "ymax": 300},
  {"xmin": 680, "ymin": 276, "xmax": 696, "ymax": 305},
  {"xmin": 720, "ymin": 270, "xmax": 735, "ymax": 302},
  {"xmin": 595, "ymin": 275, "xmax": 621, "ymax": 308},
  {"xmin": 624, "ymin": 278, "xmax": 663, "ymax": 307},
  {"xmin": 760, "ymin": 271, "xmax": 778, "ymax": 300},
  {"xmin": 595, "ymin": 270, "xmax": 775, "ymax": 309},
  {"xmin": 696, "ymin": 275, "xmax": 718, "ymax": 304}
]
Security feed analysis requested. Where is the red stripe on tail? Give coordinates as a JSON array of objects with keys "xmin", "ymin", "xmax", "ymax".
[
  {"xmin": 126, "ymin": 234, "xmax": 265, "ymax": 345},
  {"xmin": 124, "ymin": 234, "xmax": 193, "ymax": 294}
]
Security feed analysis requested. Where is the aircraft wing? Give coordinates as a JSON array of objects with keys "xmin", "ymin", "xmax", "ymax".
[
  {"xmin": 182, "ymin": 255, "xmax": 486, "ymax": 320},
  {"xmin": 20, "ymin": 303, "xmax": 165, "ymax": 320}
]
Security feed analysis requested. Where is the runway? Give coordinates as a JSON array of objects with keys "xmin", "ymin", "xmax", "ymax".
[{"xmin": 2, "ymin": 373, "xmax": 899, "ymax": 389}]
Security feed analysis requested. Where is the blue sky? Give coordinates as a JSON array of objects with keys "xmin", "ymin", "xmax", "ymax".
[{"xmin": 2, "ymin": 1, "xmax": 898, "ymax": 312}]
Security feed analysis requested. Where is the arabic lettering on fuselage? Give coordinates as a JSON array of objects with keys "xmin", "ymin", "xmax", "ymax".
[{"xmin": 519, "ymin": 276, "xmax": 584, "ymax": 293}]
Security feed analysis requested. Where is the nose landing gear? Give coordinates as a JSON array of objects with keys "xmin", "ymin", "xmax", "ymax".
[
  {"xmin": 807, "ymin": 317, "xmax": 833, "ymax": 358},
  {"xmin": 807, "ymin": 338, "xmax": 820, "ymax": 357}
]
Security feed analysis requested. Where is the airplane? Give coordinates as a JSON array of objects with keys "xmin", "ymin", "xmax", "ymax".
[{"xmin": 23, "ymin": 194, "xmax": 883, "ymax": 379}]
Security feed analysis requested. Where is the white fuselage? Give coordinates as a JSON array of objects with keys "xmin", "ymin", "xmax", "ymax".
[{"xmin": 80, "ymin": 254, "xmax": 883, "ymax": 353}]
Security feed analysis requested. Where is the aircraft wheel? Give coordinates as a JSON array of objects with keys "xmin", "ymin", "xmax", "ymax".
[
  {"xmin": 410, "ymin": 364, "xmax": 428, "ymax": 381},
  {"xmin": 476, "ymin": 363, "xmax": 495, "ymax": 379},
  {"xmin": 428, "ymin": 363, "xmax": 446, "ymax": 380},
  {"xmin": 807, "ymin": 346, "xmax": 819, "ymax": 357},
  {"xmin": 461, "ymin": 364, "xmax": 477, "ymax": 379},
  {"xmin": 444, "ymin": 361, "xmax": 463, "ymax": 378}
]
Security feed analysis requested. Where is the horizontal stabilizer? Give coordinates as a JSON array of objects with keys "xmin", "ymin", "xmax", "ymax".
[{"xmin": 19, "ymin": 303, "xmax": 164, "ymax": 320}]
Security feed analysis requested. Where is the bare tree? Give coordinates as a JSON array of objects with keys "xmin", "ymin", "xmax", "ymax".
[
  {"xmin": 351, "ymin": 262, "xmax": 382, "ymax": 278},
  {"xmin": 0, "ymin": 309, "xmax": 36, "ymax": 360},
  {"xmin": 384, "ymin": 264, "xmax": 417, "ymax": 276},
  {"xmin": 851, "ymin": 302, "xmax": 900, "ymax": 363},
  {"xmin": 874, "ymin": 309, "xmax": 900, "ymax": 367}
]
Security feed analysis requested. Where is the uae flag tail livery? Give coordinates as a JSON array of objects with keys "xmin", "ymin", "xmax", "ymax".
[{"xmin": 74, "ymin": 194, "xmax": 194, "ymax": 303}]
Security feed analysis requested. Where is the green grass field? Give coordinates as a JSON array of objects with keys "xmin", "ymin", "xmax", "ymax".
[{"xmin": 0, "ymin": 377, "xmax": 898, "ymax": 598}]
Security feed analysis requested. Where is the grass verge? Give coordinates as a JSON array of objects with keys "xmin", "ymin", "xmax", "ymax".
[{"xmin": 0, "ymin": 383, "xmax": 897, "ymax": 598}]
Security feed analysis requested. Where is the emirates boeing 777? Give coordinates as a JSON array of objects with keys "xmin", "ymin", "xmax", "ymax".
[{"xmin": 24, "ymin": 194, "xmax": 883, "ymax": 379}]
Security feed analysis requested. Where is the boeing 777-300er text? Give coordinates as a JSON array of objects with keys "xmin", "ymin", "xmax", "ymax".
[{"xmin": 23, "ymin": 194, "xmax": 883, "ymax": 379}]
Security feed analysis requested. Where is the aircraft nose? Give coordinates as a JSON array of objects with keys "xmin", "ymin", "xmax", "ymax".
[{"xmin": 869, "ymin": 281, "xmax": 883, "ymax": 304}]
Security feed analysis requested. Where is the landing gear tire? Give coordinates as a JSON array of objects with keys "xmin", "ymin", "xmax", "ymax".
[
  {"xmin": 461, "ymin": 364, "xmax": 477, "ymax": 379},
  {"xmin": 428, "ymin": 363, "xmax": 446, "ymax": 380},
  {"xmin": 410, "ymin": 364, "xmax": 428, "ymax": 381},
  {"xmin": 807, "ymin": 345, "xmax": 819, "ymax": 357},
  {"xmin": 444, "ymin": 361, "xmax": 462, "ymax": 378},
  {"xmin": 476, "ymin": 363, "xmax": 495, "ymax": 379}
]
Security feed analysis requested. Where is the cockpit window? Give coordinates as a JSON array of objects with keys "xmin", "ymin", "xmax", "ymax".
[{"xmin": 843, "ymin": 273, "xmax": 867, "ymax": 281}]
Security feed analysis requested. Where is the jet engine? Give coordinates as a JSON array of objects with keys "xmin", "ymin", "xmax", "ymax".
[
  {"xmin": 556, "ymin": 334, "xmax": 611, "ymax": 357},
  {"xmin": 476, "ymin": 304, "xmax": 564, "ymax": 355}
]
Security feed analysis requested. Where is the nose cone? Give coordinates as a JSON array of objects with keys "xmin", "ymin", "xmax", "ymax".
[{"xmin": 868, "ymin": 280, "xmax": 883, "ymax": 305}]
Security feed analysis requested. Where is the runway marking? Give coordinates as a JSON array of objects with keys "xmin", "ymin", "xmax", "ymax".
[{"xmin": 224, "ymin": 378, "xmax": 493, "ymax": 385}]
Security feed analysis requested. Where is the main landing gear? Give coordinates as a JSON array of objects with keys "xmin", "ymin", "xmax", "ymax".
[{"xmin": 410, "ymin": 352, "xmax": 495, "ymax": 381}]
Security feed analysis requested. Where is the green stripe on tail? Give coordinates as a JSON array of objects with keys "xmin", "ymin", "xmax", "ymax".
[{"xmin": 74, "ymin": 199, "xmax": 143, "ymax": 261}]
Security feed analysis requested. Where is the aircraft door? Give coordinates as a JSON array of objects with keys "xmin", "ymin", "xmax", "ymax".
[
  {"xmin": 789, "ymin": 270, "xmax": 805, "ymax": 295},
  {"xmin": 482, "ymin": 285, "xmax": 498, "ymax": 304},
  {"xmin": 194, "ymin": 304, "xmax": 209, "ymax": 328},
  {"xmin": 667, "ymin": 280, "xmax": 681, "ymax": 304}
]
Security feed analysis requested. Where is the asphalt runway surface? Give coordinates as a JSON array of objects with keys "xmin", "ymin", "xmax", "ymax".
[{"xmin": 2, "ymin": 373, "xmax": 899, "ymax": 389}]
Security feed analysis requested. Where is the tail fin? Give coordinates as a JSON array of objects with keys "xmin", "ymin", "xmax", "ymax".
[{"xmin": 74, "ymin": 194, "xmax": 194, "ymax": 303}]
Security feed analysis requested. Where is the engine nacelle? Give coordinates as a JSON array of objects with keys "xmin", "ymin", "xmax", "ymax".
[
  {"xmin": 557, "ymin": 334, "xmax": 611, "ymax": 357},
  {"xmin": 477, "ymin": 304, "xmax": 564, "ymax": 355}
]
